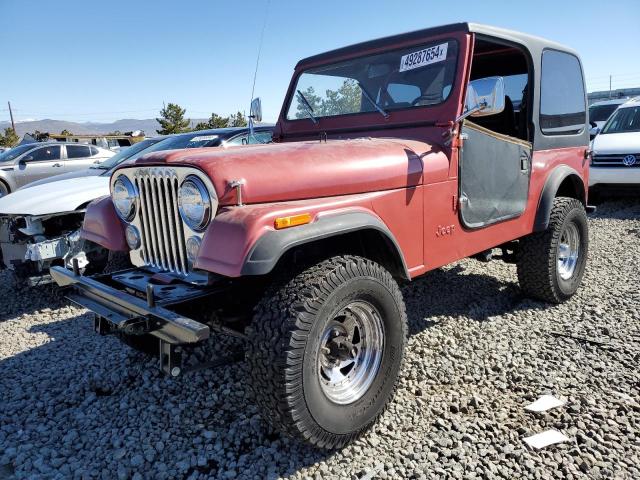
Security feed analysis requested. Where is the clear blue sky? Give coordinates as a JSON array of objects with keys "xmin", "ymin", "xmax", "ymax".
[{"xmin": 1, "ymin": 0, "xmax": 639, "ymax": 124}]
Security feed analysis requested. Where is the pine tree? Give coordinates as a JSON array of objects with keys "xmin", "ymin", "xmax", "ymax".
[
  {"xmin": 156, "ymin": 103, "xmax": 191, "ymax": 134},
  {"xmin": 0, "ymin": 128, "xmax": 19, "ymax": 147}
]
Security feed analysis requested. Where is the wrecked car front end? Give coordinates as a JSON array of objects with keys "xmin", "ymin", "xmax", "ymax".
[{"xmin": 0, "ymin": 211, "xmax": 106, "ymax": 283}]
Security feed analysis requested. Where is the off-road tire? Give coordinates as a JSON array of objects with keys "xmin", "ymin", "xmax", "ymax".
[
  {"xmin": 0, "ymin": 180, "xmax": 9, "ymax": 198},
  {"xmin": 517, "ymin": 197, "xmax": 588, "ymax": 303},
  {"xmin": 247, "ymin": 255, "xmax": 407, "ymax": 449},
  {"xmin": 103, "ymin": 251, "xmax": 132, "ymax": 274}
]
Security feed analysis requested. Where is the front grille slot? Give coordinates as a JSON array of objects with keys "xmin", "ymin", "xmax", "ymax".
[
  {"xmin": 592, "ymin": 153, "xmax": 640, "ymax": 167},
  {"xmin": 134, "ymin": 170, "xmax": 188, "ymax": 275}
]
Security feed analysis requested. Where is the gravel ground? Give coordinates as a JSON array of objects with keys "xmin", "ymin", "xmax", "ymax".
[{"xmin": 0, "ymin": 198, "xmax": 639, "ymax": 480}]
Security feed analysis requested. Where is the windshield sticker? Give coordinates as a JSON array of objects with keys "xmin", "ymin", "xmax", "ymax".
[
  {"xmin": 189, "ymin": 135, "xmax": 218, "ymax": 142},
  {"xmin": 399, "ymin": 43, "xmax": 448, "ymax": 72}
]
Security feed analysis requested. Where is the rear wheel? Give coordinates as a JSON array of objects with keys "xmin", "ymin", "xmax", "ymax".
[
  {"xmin": 517, "ymin": 197, "xmax": 588, "ymax": 303},
  {"xmin": 247, "ymin": 255, "xmax": 407, "ymax": 449}
]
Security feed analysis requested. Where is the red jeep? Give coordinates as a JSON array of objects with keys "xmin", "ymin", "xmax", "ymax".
[{"xmin": 52, "ymin": 23, "xmax": 591, "ymax": 449}]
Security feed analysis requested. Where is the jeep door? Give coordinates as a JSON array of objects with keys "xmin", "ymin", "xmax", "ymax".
[
  {"xmin": 458, "ymin": 37, "xmax": 533, "ymax": 229},
  {"xmin": 16, "ymin": 145, "xmax": 64, "ymax": 187}
]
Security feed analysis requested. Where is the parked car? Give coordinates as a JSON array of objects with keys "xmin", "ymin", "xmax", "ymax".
[
  {"xmin": 51, "ymin": 23, "xmax": 590, "ymax": 449},
  {"xmin": 589, "ymin": 96, "xmax": 640, "ymax": 196},
  {"xmin": 588, "ymin": 98, "xmax": 627, "ymax": 138},
  {"xmin": 0, "ymin": 142, "xmax": 114, "ymax": 198},
  {"xmin": 0, "ymin": 127, "xmax": 274, "ymax": 283}
]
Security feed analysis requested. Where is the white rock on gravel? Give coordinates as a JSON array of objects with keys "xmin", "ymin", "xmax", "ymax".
[{"xmin": 0, "ymin": 198, "xmax": 639, "ymax": 479}]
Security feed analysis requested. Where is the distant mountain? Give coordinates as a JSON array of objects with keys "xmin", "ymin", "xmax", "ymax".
[{"xmin": 0, "ymin": 118, "xmax": 207, "ymax": 137}]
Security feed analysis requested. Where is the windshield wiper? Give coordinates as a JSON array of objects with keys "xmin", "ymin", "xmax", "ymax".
[
  {"xmin": 357, "ymin": 81, "xmax": 389, "ymax": 119},
  {"xmin": 296, "ymin": 90, "xmax": 318, "ymax": 125},
  {"xmin": 90, "ymin": 164, "xmax": 109, "ymax": 170}
]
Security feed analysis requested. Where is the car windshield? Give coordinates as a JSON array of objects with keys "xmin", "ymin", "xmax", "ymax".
[
  {"xmin": 601, "ymin": 106, "xmax": 640, "ymax": 134},
  {"xmin": 0, "ymin": 144, "xmax": 36, "ymax": 162},
  {"xmin": 105, "ymin": 132, "xmax": 224, "ymax": 172},
  {"xmin": 286, "ymin": 39, "xmax": 458, "ymax": 122},
  {"xmin": 589, "ymin": 103, "xmax": 621, "ymax": 123},
  {"xmin": 95, "ymin": 138, "xmax": 162, "ymax": 170}
]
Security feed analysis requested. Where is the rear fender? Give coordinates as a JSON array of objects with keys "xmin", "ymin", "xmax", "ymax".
[{"xmin": 533, "ymin": 165, "xmax": 586, "ymax": 232}]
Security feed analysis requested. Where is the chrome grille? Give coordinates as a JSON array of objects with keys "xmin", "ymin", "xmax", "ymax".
[
  {"xmin": 133, "ymin": 169, "xmax": 189, "ymax": 275},
  {"xmin": 592, "ymin": 153, "xmax": 640, "ymax": 167}
]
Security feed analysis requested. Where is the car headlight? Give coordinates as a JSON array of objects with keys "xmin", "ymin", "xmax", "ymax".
[
  {"xmin": 178, "ymin": 176, "xmax": 211, "ymax": 231},
  {"xmin": 112, "ymin": 176, "xmax": 137, "ymax": 221}
]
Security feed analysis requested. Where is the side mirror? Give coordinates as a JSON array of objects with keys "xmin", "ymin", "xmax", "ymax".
[
  {"xmin": 464, "ymin": 76, "xmax": 506, "ymax": 118},
  {"xmin": 250, "ymin": 97, "xmax": 262, "ymax": 123},
  {"xmin": 19, "ymin": 156, "xmax": 33, "ymax": 166}
]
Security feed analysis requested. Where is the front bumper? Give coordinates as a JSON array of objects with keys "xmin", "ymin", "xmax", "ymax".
[
  {"xmin": 589, "ymin": 166, "xmax": 640, "ymax": 187},
  {"xmin": 50, "ymin": 266, "xmax": 211, "ymax": 345}
]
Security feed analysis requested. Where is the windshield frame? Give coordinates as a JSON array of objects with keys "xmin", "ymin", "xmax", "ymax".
[
  {"xmin": 279, "ymin": 33, "xmax": 465, "ymax": 135},
  {"xmin": 601, "ymin": 106, "xmax": 640, "ymax": 135}
]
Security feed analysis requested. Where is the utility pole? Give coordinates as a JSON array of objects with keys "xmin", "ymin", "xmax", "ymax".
[
  {"xmin": 7, "ymin": 101, "xmax": 15, "ymax": 132},
  {"xmin": 609, "ymin": 75, "xmax": 612, "ymax": 99}
]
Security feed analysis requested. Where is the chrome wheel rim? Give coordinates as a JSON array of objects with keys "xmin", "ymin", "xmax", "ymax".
[
  {"xmin": 557, "ymin": 222, "xmax": 580, "ymax": 280},
  {"xmin": 317, "ymin": 301, "xmax": 384, "ymax": 405}
]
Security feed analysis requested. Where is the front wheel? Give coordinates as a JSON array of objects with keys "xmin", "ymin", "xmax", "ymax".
[
  {"xmin": 0, "ymin": 181, "xmax": 9, "ymax": 198},
  {"xmin": 247, "ymin": 255, "xmax": 407, "ymax": 449},
  {"xmin": 517, "ymin": 197, "xmax": 588, "ymax": 303}
]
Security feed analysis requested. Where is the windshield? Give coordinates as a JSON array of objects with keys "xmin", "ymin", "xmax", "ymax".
[
  {"xmin": 0, "ymin": 144, "xmax": 36, "ymax": 162},
  {"xmin": 589, "ymin": 104, "xmax": 621, "ymax": 123},
  {"xmin": 286, "ymin": 39, "xmax": 458, "ymax": 122},
  {"xmin": 601, "ymin": 106, "xmax": 640, "ymax": 134},
  {"xmin": 97, "ymin": 138, "xmax": 162, "ymax": 170},
  {"xmin": 107, "ymin": 132, "xmax": 223, "ymax": 172}
]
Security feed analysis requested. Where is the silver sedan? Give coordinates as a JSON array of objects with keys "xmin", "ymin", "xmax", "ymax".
[{"xmin": 0, "ymin": 142, "xmax": 114, "ymax": 197}]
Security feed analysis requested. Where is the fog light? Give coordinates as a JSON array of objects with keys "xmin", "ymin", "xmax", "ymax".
[
  {"xmin": 186, "ymin": 236, "xmax": 202, "ymax": 263},
  {"xmin": 125, "ymin": 225, "xmax": 141, "ymax": 250}
]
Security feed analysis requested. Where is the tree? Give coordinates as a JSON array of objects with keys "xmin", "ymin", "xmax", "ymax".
[
  {"xmin": 0, "ymin": 128, "xmax": 19, "ymax": 147},
  {"xmin": 60, "ymin": 129, "xmax": 73, "ymax": 136},
  {"xmin": 156, "ymin": 103, "xmax": 190, "ymax": 134},
  {"xmin": 228, "ymin": 111, "xmax": 248, "ymax": 127},
  {"xmin": 107, "ymin": 130, "xmax": 122, "ymax": 135},
  {"xmin": 193, "ymin": 112, "xmax": 231, "ymax": 130},
  {"xmin": 295, "ymin": 79, "xmax": 361, "ymax": 120}
]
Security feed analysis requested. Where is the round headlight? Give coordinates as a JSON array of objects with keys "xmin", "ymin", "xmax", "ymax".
[
  {"xmin": 178, "ymin": 176, "xmax": 211, "ymax": 231},
  {"xmin": 112, "ymin": 176, "xmax": 137, "ymax": 221},
  {"xmin": 125, "ymin": 224, "xmax": 141, "ymax": 250}
]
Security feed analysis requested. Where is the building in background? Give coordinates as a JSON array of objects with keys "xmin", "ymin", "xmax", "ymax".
[{"xmin": 588, "ymin": 87, "xmax": 640, "ymax": 105}]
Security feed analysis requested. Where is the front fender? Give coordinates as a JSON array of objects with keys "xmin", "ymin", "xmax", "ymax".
[
  {"xmin": 0, "ymin": 171, "xmax": 17, "ymax": 192},
  {"xmin": 80, "ymin": 196, "xmax": 128, "ymax": 251},
  {"xmin": 194, "ymin": 197, "xmax": 409, "ymax": 279}
]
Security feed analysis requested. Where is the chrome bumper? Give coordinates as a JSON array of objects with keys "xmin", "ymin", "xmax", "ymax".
[{"xmin": 50, "ymin": 266, "xmax": 210, "ymax": 345}]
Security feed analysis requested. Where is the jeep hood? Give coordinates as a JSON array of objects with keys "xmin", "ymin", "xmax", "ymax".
[
  {"xmin": 131, "ymin": 138, "xmax": 429, "ymax": 205},
  {"xmin": 0, "ymin": 176, "xmax": 109, "ymax": 216}
]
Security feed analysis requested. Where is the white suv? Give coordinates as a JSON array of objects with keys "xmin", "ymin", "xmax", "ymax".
[{"xmin": 590, "ymin": 97, "xmax": 640, "ymax": 194}]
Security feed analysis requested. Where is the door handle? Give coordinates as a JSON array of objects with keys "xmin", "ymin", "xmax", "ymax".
[{"xmin": 52, "ymin": 163, "xmax": 62, "ymax": 167}]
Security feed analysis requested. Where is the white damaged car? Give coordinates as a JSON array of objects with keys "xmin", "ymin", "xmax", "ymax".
[{"xmin": 0, "ymin": 127, "xmax": 269, "ymax": 283}]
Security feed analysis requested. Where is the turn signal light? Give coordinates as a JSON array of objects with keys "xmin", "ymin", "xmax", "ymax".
[{"xmin": 274, "ymin": 213, "xmax": 312, "ymax": 230}]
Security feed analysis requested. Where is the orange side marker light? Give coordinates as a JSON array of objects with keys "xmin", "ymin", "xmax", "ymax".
[{"xmin": 274, "ymin": 213, "xmax": 312, "ymax": 230}]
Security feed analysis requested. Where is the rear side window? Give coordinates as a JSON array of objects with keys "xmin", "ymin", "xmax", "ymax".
[
  {"xmin": 29, "ymin": 146, "xmax": 61, "ymax": 161},
  {"xmin": 90, "ymin": 146, "xmax": 100, "ymax": 156},
  {"xmin": 540, "ymin": 50, "xmax": 586, "ymax": 136},
  {"xmin": 66, "ymin": 145, "xmax": 91, "ymax": 159}
]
